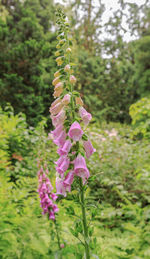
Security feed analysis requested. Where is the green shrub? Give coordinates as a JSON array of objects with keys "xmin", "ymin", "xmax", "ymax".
[
  {"xmin": 0, "ymin": 173, "xmax": 54, "ymax": 259},
  {"xmin": 129, "ymin": 97, "xmax": 150, "ymax": 139}
]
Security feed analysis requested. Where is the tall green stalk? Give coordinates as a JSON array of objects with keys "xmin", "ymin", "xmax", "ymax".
[
  {"xmin": 54, "ymin": 220, "xmax": 62, "ymax": 259},
  {"xmin": 79, "ymin": 178, "xmax": 90, "ymax": 259}
]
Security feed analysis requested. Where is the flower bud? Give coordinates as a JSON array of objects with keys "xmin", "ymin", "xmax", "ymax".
[
  {"xmin": 62, "ymin": 94, "xmax": 71, "ymax": 105},
  {"xmin": 55, "ymin": 82, "xmax": 63, "ymax": 91},
  {"xmin": 64, "ymin": 64, "xmax": 71, "ymax": 72},
  {"xmin": 52, "ymin": 77, "xmax": 60, "ymax": 86},
  {"xmin": 55, "ymin": 51, "xmax": 60, "ymax": 57},
  {"xmin": 66, "ymin": 47, "xmax": 71, "ymax": 53},
  {"xmin": 56, "ymin": 44, "xmax": 61, "ymax": 49},
  {"xmin": 75, "ymin": 96, "xmax": 83, "ymax": 106},
  {"xmin": 70, "ymin": 75, "xmax": 76, "ymax": 84},
  {"xmin": 59, "ymin": 39, "xmax": 66, "ymax": 45},
  {"xmin": 53, "ymin": 88, "xmax": 63, "ymax": 98},
  {"xmin": 56, "ymin": 57, "xmax": 63, "ymax": 66},
  {"xmin": 60, "ymin": 244, "xmax": 65, "ymax": 249},
  {"xmin": 54, "ymin": 71, "xmax": 61, "ymax": 78}
]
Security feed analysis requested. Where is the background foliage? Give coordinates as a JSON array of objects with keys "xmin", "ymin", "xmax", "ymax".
[{"xmin": 0, "ymin": 0, "xmax": 150, "ymax": 258}]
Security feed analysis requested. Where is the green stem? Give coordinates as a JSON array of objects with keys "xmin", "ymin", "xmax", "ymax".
[
  {"xmin": 54, "ymin": 220, "xmax": 62, "ymax": 255},
  {"xmin": 79, "ymin": 178, "xmax": 90, "ymax": 259}
]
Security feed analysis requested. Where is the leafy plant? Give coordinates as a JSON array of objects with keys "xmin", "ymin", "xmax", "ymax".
[{"xmin": 129, "ymin": 97, "xmax": 150, "ymax": 139}]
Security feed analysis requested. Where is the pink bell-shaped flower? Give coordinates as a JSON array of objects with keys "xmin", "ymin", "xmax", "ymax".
[
  {"xmin": 74, "ymin": 155, "xmax": 90, "ymax": 183},
  {"xmin": 51, "ymin": 109, "xmax": 66, "ymax": 127},
  {"xmin": 51, "ymin": 124, "xmax": 64, "ymax": 139},
  {"xmin": 56, "ymin": 177, "xmax": 67, "ymax": 197},
  {"xmin": 50, "ymin": 98, "xmax": 60, "ymax": 108},
  {"xmin": 63, "ymin": 171, "xmax": 74, "ymax": 187},
  {"xmin": 79, "ymin": 107, "xmax": 92, "ymax": 126},
  {"xmin": 68, "ymin": 121, "xmax": 83, "ymax": 141},
  {"xmin": 56, "ymin": 156, "xmax": 70, "ymax": 177},
  {"xmin": 55, "ymin": 82, "xmax": 63, "ymax": 91},
  {"xmin": 83, "ymin": 140, "xmax": 96, "ymax": 159},
  {"xmin": 52, "ymin": 76, "xmax": 60, "ymax": 86},
  {"xmin": 53, "ymin": 130, "xmax": 67, "ymax": 147},
  {"xmin": 53, "ymin": 87, "xmax": 63, "ymax": 98},
  {"xmin": 55, "ymin": 155, "xmax": 66, "ymax": 167},
  {"xmin": 50, "ymin": 102, "xmax": 63, "ymax": 116},
  {"xmin": 57, "ymin": 139, "xmax": 72, "ymax": 156}
]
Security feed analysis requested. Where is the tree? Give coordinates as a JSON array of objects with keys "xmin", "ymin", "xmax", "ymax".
[{"xmin": 0, "ymin": 0, "xmax": 57, "ymax": 126}]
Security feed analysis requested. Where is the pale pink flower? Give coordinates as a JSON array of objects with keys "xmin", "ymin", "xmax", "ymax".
[
  {"xmin": 74, "ymin": 155, "xmax": 90, "ymax": 183},
  {"xmin": 51, "ymin": 124, "xmax": 64, "ymax": 138},
  {"xmin": 50, "ymin": 102, "xmax": 63, "ymax": 116},
  {"xmin": 50, "ymin": 98, "xmax": 61, "ymax": 108},
  {"xmin": 62, "ymin": 94, "xmax": 71, "ymax": 105},
  {"xmin": 56, "ymin": 156, "xmax": 70, "ymax": 177},
  {"xmin": 53, "ymin": 88, "xmax": 63, "ymax": 98},
  {"xmin": 63, "ymin": 171, "xmax": 74, "ymax": 187},
  {"xmin": 83, "ymin": 140, "xmax": 96, "ymax": 159},
  {"xmin": 52, "ymin": 77, "xmax": 60, "ymax": 86},
  {"xmin": 55, "ymin": 82, "xmax": 63, "ymax": 91},
  {"xmin": 79, "ymin": 107, "xmax": 92, "ymax": 125},
  {"xmin": 68, "ymin": 121, "xmax": 83, "ymax": 141},
  {"xmin": 58, "ymin": 139, "xmax": 72, "ymax": 156},
  {"xmin": 53, "ymin": 130, "xmax": 67, "ymax": 147},
  {"xmin": 55, "ymin": 155, "xmax": 66, "ymax": 167},
  {"xmin": 56, "ymin": 177, "xmax": 67, "ymax": 197},
  {"xmin": 51, "ymin": 109, "xmax": 66, "ymax": 127},
  {"xmin": 69, "ymin": 75, "xmax": 76, "ymax": 84}
]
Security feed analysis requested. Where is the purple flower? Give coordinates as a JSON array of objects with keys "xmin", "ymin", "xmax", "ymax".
[
  {"xmin": 37, "ymin": 166, "xmax": 58, "ymax": 221},
  {"xmin": 51, "ymin": 193, "xmax": 58, "ymax": 201},
  {"xmin": 68, "ymin": 121, "xmax": 84, "ymax": 141},
  {"xmin": 49, "ymin": 211, "xmax": 55, "ymax": 220}
]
